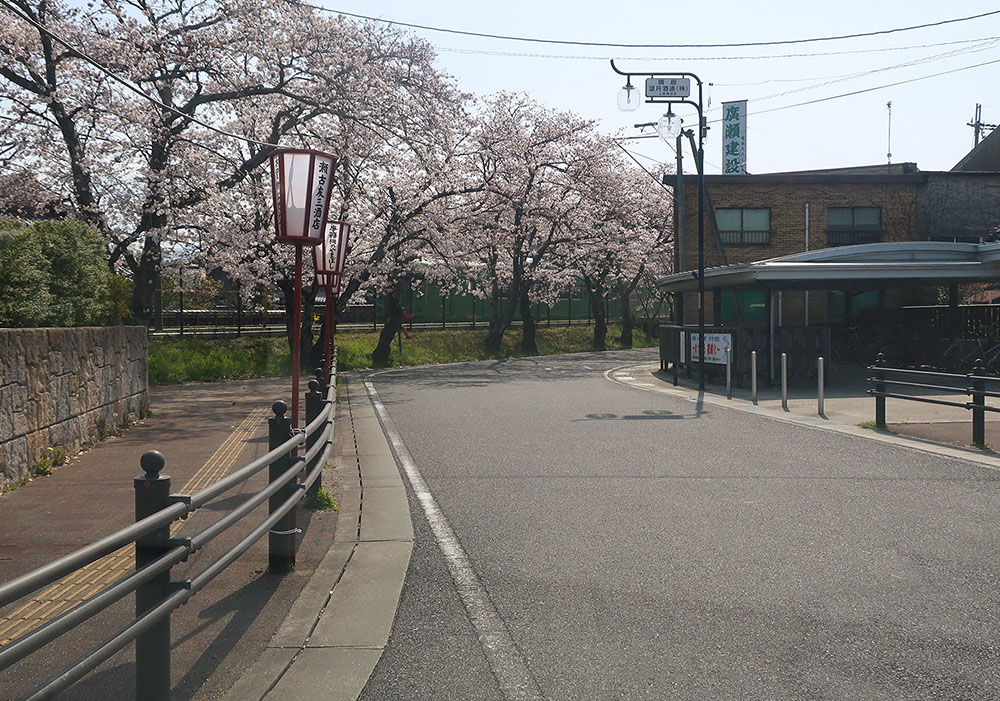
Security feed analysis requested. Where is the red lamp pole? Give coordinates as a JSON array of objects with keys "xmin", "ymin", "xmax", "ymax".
[{"xmin": 292, "ymin": 245, "xmax": 303, "ymax": 426}]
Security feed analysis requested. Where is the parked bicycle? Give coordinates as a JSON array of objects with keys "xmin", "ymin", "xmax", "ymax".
[{"xmin": 941, "ymin": 338, "xmax": 1000, "ymax": 374}]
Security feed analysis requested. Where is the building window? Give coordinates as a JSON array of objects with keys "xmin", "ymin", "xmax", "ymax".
[
  {"xmin": 715, "ymin": 208, "xmax": 771, "ymax": 244},
  {"xmin": 827, "ymin": 206, "xmax": 881, "ymax": 245}
]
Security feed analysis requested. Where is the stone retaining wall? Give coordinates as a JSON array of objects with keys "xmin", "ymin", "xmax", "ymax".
[{"xmin": 0, "ymin": 327, "xmax": 148, "ymax": 490}]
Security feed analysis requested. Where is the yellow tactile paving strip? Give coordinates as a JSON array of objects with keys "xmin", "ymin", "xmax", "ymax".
[{"xmin": 0, "ymin": 406, "xmax": 269, "ymax": 647}]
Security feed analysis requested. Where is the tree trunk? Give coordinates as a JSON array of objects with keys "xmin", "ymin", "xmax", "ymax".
[
  {"xmin": 279, "ymin": 279, "xmax": 296, "ymax": 352},
  {"xmin": 519, "ymin": 291, "xmax": 537, "ymax": 353},
  {"xmin": 585, "ymin": 276, "xmax": 607, "ymax": 351},
  {"xmin": 619, "ymin": 289, "xmax": 634, "ymax": 348},
  {"xmin": 485, "ymin": 275, "xmax": 506, "ymax": 352},
  {"xmin": 130, "ymin": 236, "xmax": 161, "ymax": 324},
  {"xmin": 372, "ymin": 290, "xmax": 404, "ymax": 365}
]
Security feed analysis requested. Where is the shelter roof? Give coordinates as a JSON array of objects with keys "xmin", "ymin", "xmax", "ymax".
[{"xmin": 656, "ymin": 241, "xmax": 1000, "ymax": 293}]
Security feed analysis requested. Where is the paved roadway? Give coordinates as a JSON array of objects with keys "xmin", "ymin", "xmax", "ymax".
[{"xmin": 360, "ymin": 348, "xmax": 999, "ymax": 700}]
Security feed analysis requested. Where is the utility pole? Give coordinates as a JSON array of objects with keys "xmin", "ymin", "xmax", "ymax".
[
  {"xmin": 968, "ymin": 103, "xmax": 997, "ymax": 147},
  {"xmin": 886, "ymin": 101, "xmax": 892, "ymax": 172}
]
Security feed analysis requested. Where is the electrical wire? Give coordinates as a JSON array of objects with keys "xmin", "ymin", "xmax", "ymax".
[
  {"xmin": 746, "ymin": 56, "xmax": 1000, "ymax": 119},
  {"xmin": 712, "ymin": 37, "xmax": 1000, "ymax": 85},
  {"xmin": 434, "ymin": 35, "xmax": 1000, "ymax": 62},
  {"xmin": 616, "ymin": 53, "xmax": 1000, "ymax": 132},
  {"xmin": 4, "ymin": 0, "xmax": 997, "ymax": 171},
  {"xmin": 613, "ymin": 141, "xmax": 678, "ymax": 205},
  {"xmin": 0, "ymin": 0, "xmax": 275, "ymax": 149},
  {"xmin": 727, "ymin": 38, "xmax": 1000, "ymax": 104},
  {"xmin": 306, "ymin": 4, "xmax": 1000, "ymax": 49}
]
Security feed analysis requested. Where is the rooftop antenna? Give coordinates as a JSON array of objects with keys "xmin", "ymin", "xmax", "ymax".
[{"xmin": 886, "ymin": 101, "xmax": 892, "ymax": 172}]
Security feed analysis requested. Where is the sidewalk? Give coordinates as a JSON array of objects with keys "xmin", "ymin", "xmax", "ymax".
[
  {"xmin": 612, "ymin": 361, "xmax": 1000, "ymax": 469},
  {"xmin": 0, "ymin": 375, "xmax": 388, "ymax": 700},
  {"xmin": 222, "ymin": 373, "xmax": 412, "ymax": 701}
]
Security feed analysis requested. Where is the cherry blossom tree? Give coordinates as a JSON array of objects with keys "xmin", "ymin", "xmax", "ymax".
[
  {"xmin": 180, "ymin": 20, "xmax": 480, "ymax": 365},
  {"xmin": 460, "ymin": 93, "xmax": 603, "ymax": 353},
  {"xmin": 0, "ymin": 0, "xmax": 456, "ymax": 330},
  {"xmin": 569, "ymin": 148, "xmax": 674, "ymax": 349}
]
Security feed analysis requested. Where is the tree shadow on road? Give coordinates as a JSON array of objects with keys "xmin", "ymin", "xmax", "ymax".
[{"xmin": 577, "ymin": 408, "xmax": 706, "ymax": 422}]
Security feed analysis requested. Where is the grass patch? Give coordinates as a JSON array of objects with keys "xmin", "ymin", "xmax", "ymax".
[
  {"xmin": 149, "ymin": 336, "xmax": 291, "ymax": 385},
  {"xmin": 148, "ymin": 324, "xmax": 657, "ymax": 384},
  {"xmin": 858, "ymin": 421, "xmax": 894, "ymax": 433},
  {"xmin": 302, "ymin": 487, "xmax": 338, "ymax": 511},
  {"xmin": 335, "ymin": 323, "xmax": 656, "ymax": 372}
]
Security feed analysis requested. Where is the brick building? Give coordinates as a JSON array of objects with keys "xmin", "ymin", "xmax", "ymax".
[{"xmin": 670, "ymin": 161, "xmax": 1000, "ymax": 328}]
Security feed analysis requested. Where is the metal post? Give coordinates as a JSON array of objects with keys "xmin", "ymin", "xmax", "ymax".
[
  {"xmin": 154, "ymin": 271, "xmax": 163, "ymax": 331},
  {"xmin": 672, "ymin": 331, "xmax": 679, "ymax": 386},
  {"xmin": 268, "ymin": 401, "xmax": 295, "ymax": 572},
  {"xmin": 972, "ymin": 359, "xmax": 986, "ymax": 448},
  {"xmin": 751, "ymin": 350, "xmax": 758, "ymax": 404},
  {"xmin": 726, "ymin": 346, "xmax": 732, "ymax": 399},
  {"xmin": 875, "ymin": 353, "xmax": 887, "ymax": 430},
  {"xmin": 781, "ymin": 352, "xmax": 788, "ymax": 411},
  {"xmin": 135, "ymin": 450, "xmax": 171, "ymax": 701},
  {"xmin": 236, "ymin": 281, "xmax": 242, "ymax": 337},
  {"xmin": 697, "ymin": 116, "xmax": 706, "ymax": 392},
  {"xmin": 305, "ymin": 380, "xmax": 323, "ymax": 496},
  {"xmin": 818, "ymin": 356, "xmax": 825, "ymax": 416},
  {"xmin": 178, "ymin": 271, "xmax": 184, "ymax": 336},
  {"xmin": 685, "ymin": 330, "xmax": 692, "ymax": 379}
]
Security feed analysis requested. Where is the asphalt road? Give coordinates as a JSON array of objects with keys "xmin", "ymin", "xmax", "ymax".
[{"xmin": 360, "ymin": 348, "xmax": 1000, "ymax": 700}]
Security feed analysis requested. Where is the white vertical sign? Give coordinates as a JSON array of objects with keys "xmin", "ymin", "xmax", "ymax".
[{"xmin": 722, "ymin": 100, "xmax": 747, "ymax": 174}]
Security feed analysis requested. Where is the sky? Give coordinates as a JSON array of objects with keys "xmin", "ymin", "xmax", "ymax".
[{"xmin": 318, "ymin": 0, "xmax": 1000, "ymax": 175}]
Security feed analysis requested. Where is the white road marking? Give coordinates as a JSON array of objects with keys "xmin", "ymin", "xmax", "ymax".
[{"xmin": 365, "ymin": 379, "xmax": 544, "ymax": 701}]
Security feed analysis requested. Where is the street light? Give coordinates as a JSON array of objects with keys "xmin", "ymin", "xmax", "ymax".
[
  {"xmin": 617, "ymin": 76, "xmax": 642, "ymax": 112},
  {"xmin": 611, "ymin": 60, "xmax": 708, "ymax": 391},
  {"xmin": 657, "ymin": 107, "xmax": 683, "ymax": 141},
  {"xmin": 313, "ymin": 220, "xmax": 351, "ymax": 378},
  {"xmin": 269, "ymin": 148, "xmax": 337, "ymax": 428}
]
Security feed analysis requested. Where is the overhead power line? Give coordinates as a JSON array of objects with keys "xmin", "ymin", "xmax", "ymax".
[
  {"xmin": 617, "ymin": 54, "xmax": 1000, "ymax": 136},
  {"xmin": 435, "ymin": 35, "xmax": 1000, "ymax": 62},
  {"xmin": 310, "ymin": 5, "xmax": 1000, "ymax": 49},
  {"xmin": 747, "ymin": 56, "xmax": 1000, "ymax": 119},
  {"xmin": 728, "ymin": 39, "xmax": 1000, "ymax": 102}
]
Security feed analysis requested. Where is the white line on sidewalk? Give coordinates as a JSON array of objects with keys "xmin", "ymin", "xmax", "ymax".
[{"xmin": 365, "ymin": 379, "xmax": 544, "ymax": 701}]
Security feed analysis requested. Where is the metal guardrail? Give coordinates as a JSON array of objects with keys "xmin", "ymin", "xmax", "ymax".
[
  {"xmin": 0, "ymin": 355, "xmax": 338, "ymax": 700},
  {"xmin": 868, "ymin": 353, "xmax": 999, "ymax": 447}
]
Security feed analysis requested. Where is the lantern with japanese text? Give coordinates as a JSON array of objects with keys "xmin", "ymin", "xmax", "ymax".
[
  {"xmin": 269, "ymin": 149, "xmax": 337, "ymax": 245},
  {"xmin": 269, "ymin": 148, "xmax": 338, "ymax": 428},
  {"xmin": 313, "ymin": 221, "xmax": 351, "ymax": 374}
]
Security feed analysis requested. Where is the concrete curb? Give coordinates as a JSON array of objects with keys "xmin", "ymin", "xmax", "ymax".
[
  {"xmin": 608, "ymin": 362, "xmax": 1000, "ymax": 473},
  {"xmin": 224, "ymin": 377, "xmax": 413, "ymax": 701}
]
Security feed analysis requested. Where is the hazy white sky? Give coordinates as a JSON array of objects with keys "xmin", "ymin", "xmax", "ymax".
[{"xmin": 321, "ymin": 0, "xmax": 1000, "ymax": 175}]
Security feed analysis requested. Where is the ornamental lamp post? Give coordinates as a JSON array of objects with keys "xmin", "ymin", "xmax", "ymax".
[
  {"xmin": 611, "ymin": 60, "xmax": 708, "ymax": 391},
  {"xmin": 269, "ymin": 148, "xmax": 337, "ymax": 427},
  {"xmin": 313, "ymin": 220, "xmax": 351, "ymax": 379}
]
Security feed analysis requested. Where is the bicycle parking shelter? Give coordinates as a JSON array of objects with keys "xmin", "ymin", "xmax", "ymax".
[{"xmin": 656, "ymin": 241, "xmax": 1000, "ymax": 384}]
